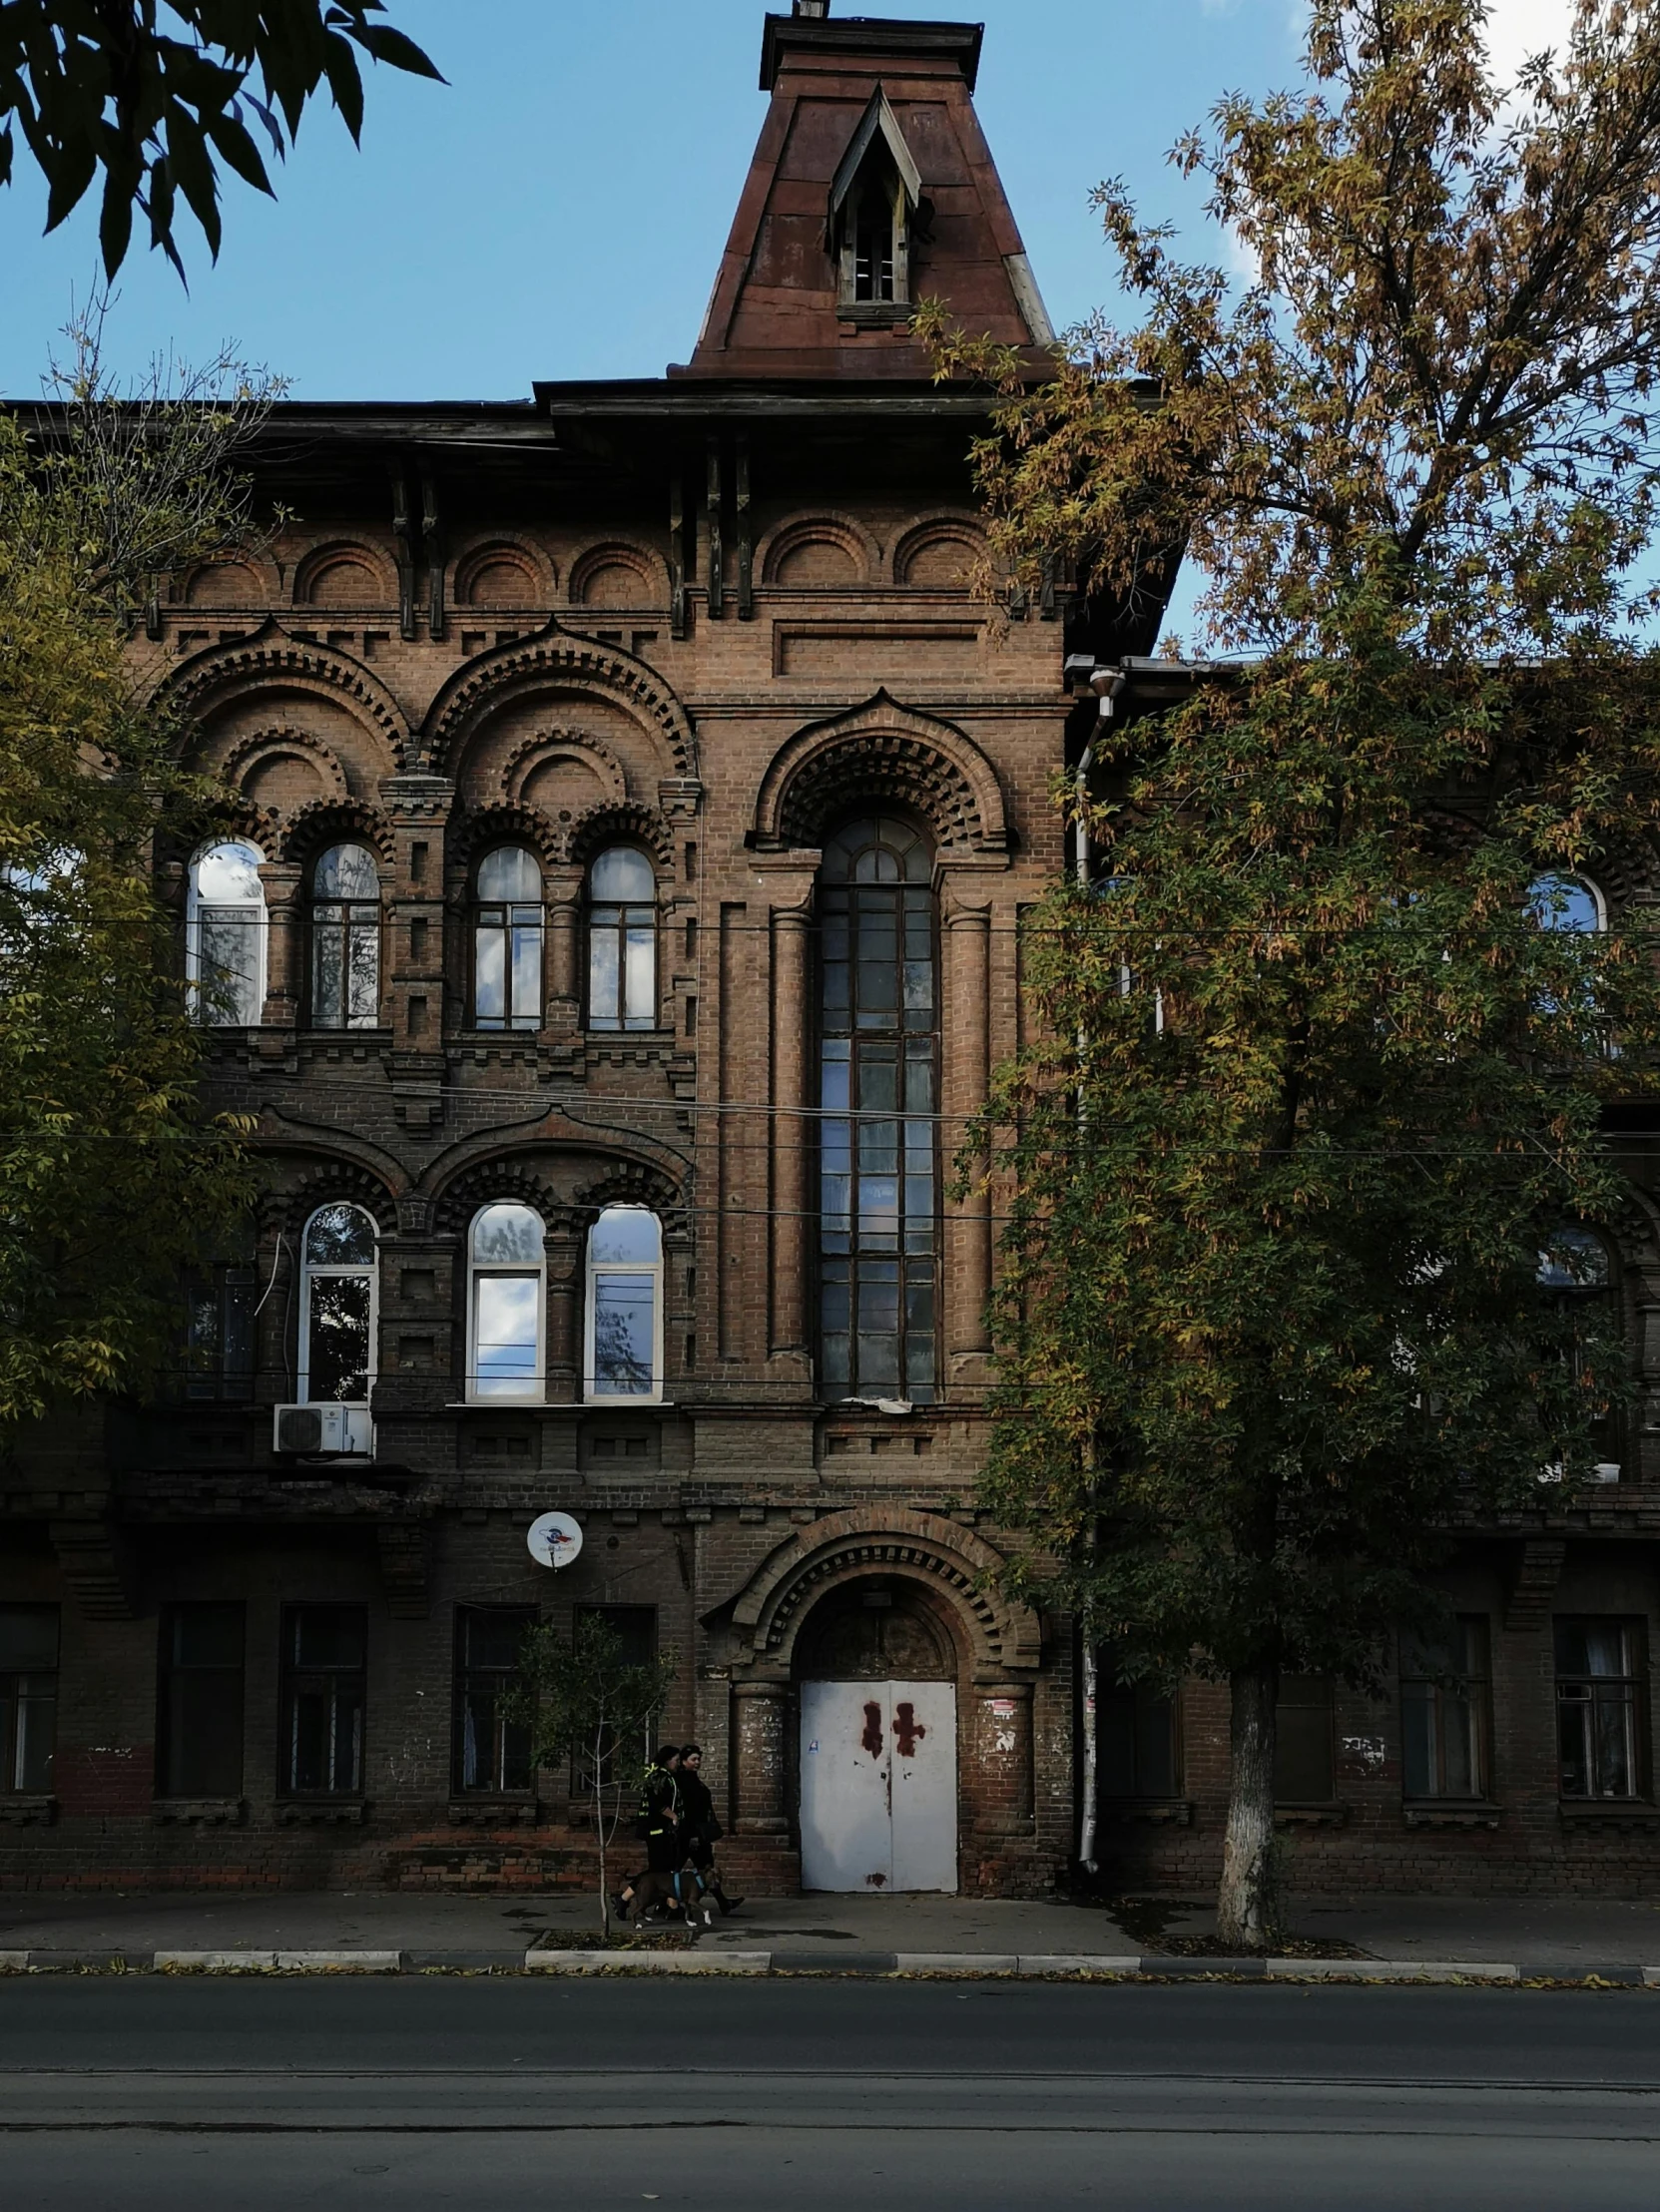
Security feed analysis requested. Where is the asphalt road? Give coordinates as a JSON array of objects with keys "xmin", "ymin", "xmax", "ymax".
[{"xmin": 3, "ymin": 1976, "xmax": 1659, "ymax": 2209}]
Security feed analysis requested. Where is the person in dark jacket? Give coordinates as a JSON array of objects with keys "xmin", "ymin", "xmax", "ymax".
[
  {"xmin": 613, "ymin": 1743, "xmax": 683, "ymax": 1921},
  {"xmin": 677, "ymin": 1742, "xmax": 742, "ymax": 1916}
]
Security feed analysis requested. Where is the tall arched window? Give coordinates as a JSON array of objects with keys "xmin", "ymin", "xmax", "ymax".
[
  {"xmin": 587, "ymin": 847, "xmax": 657, "ymax": 1031},
  {"xmin": 298, "ymin": 1203, "xmax": 377, "ymax": 1404},
  {"xmin": 309, "ymin": 842, "xmax": 380, "ymax": 1029},
  {"xmin": 468, "ymin": 1203, "xmax": 545, "ymax": 1400},
  {"xmin": 585, "ymin": 1205, "xmax": 663, "ymax": 1401},
  {"xmin": 473, "ymin": 847, "xmax": 543, "ymax": 1030},
  {"xmin": 818, "ymin": 815, "xmax": 937, "ymax": 1404},
  {"xmin": 188, "ymin": 838, "xmax": 266, "ymax": 1027}
]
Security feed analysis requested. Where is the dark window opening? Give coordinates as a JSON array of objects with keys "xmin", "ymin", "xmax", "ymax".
[
  {"xmin": 158, "ymin": 1603, "xmax": 245, "ymax": 1798},
  {"xmin": 181, "ymin": 1257, "xmax": 255, "ymax": 1401},
  {"xmin": 1556, "ymin": 1617, "xmax": 1646, "ymax": 1800},
  {"xmin": 1275, "ymin": 1675, "xmax": 1335, "ymax": 1802},
  {"xmin": 280, "ymin": 1605, "xmax": 365, "ymax": 1796},
  {"xmin": 1099, "ymin": 1668, "xmax": 1178, "ymax": 1800},
  {"xmin": 570, "ymin": 1604, "xmax": 657, "ymax": 1794},
  {"xmin": 1400, "ymin": 1616, "xmax": 1490, "ymax": 1800},
  {"xmin": 453, "ymin": 1606, "xmax": 536, "ymax": 1794},
  {"xmin": 853, "ymin": 191, "xmax": 896, "ymax": 301},
  {"xmin": 0, "ymin": 1605, "xmax": 58, "ymax": 1794}
]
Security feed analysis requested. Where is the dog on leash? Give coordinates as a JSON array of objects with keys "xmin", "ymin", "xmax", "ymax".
[{"xmin": 622, "ymin": 1869, "xmax": 716, "ymax": 1933}]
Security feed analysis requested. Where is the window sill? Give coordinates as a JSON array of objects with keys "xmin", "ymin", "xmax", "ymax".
[
  {"xmin": 446, "ymin": 1797, "xmax": 541, "ymax": 1826},
  {"xmin": 276, "ymin": 1798, "xmax": 367, "ymax": 1826},
  {"xmin": 153, "ymin": 1797, "xmax": 246, "ymax": 1828},
  {"xmin": 0, "ymin": 1794, "xmax": 56, "ymax": 1827},
  {"xmin": 1274, "ymin": 1802, "xmax": 1349, "ymax": 1828},
  {"xmin": 1100, "ymin": 1797, "xmax": 1193, "ymax": 1827},
  {"xmin": 1403, "ymin": 1802, "xmax": 1502, "ymax": 1830},
  {"xmin": 1559, "ymin": 1797, "xmax": 1660, "ymax": 1827},
  {"xmin": 836, "ymin": 300, "xmax": 913, "ymax": 328}
]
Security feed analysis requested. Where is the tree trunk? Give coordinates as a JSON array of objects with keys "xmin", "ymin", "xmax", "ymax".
[
  {"xmin": 1078, "ymin": 1631, "xmax": 1100, "ymax": 1874},
  {"xmin": 1217, "ymin": 1661, "xmax": 1280, "ymax": 1952}
]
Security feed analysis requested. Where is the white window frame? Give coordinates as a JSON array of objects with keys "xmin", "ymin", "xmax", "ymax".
[
  {"xmin": 467, "ymin": 1203, "xmax": 546, "ymax": 1404},
  {"xmin": 309, "ymin": 841, "xmax": 381, "ymax": 1031},
  {"xmin": 186, "ymin": 838, "xmax": 268, "ymax": 1027},
  {"xmin": 583, "ymin": 1205, "xmax": 664, "ymax": 1405},
  {"xmin": 586, "ymin": 846, "xmax": 658, "ymax": 1032},
  {"xmin": 297, "ymin": 1203, "xmax": 379, "ymax": 1407},
  {"xmin": 1528, "ymin": 871, "xmax": 1607, "ymax": 932}
]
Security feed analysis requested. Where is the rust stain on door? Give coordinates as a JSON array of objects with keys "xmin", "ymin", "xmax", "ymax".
[
  {"xmin": 892, "ymin": 1700, "xmax": 925, "ymax": 1758},
  {"xmin": 860, "ymin": 1700, "xmax": 884, "ymax": 1758}
]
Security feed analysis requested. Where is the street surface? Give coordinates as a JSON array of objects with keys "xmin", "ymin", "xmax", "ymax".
[{"xmin": 2, "ymin": 1975, "xmax": 1658, "ymax": 2207}]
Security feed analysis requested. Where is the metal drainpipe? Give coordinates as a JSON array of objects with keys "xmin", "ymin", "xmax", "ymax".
[{"xmin": 1075, "ymin": 668, "xmax": 1125, "ymax": 1878}]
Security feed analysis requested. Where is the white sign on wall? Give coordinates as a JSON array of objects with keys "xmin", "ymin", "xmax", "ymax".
[{"xmin": 526, "ymin": 1511, "xmax": 584, "ymax": 1571}]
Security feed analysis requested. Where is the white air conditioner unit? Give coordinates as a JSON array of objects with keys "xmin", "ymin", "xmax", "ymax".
[
  {"xmin": 273, "ymin": 1403, "xmax": 373, "ymax": 1457},
  {"xmin": 1591, "ymin": 1461, "xmax": 1623, "ymax": 1484}
]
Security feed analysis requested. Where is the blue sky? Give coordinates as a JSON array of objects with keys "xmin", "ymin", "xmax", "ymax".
[{"xmin": 0, "ymin": 0, "xmax": 1315, "ymax": 400}]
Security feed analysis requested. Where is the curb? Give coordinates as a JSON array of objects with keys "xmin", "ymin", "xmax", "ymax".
[{"xmin": 1, "ymin": 1946, "xmax": 1657, "ymax": 1983}]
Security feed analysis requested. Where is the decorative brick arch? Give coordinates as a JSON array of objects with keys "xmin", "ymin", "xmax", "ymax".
[
  {"xmin": 752, "ymin": 693, "xmax": 1009, "ymax": 853},
  {"xmin": 263, "ymin": 1159, "xmax": 399, "ymax": 1238},
  {"xmin": 571, "ymin": 1159, "xmax": 689, "ymax": 1249},
  {"xmin": 567, "ymin": 540, "xmax": 670, "ymax": 608},
  {"xmin": 729, "ymin": 1507, "xmax": 1040, "ymax": 1675},
  {"xmin": 279, "ymin": 800, "xmax": 395, "ymax": 870},
  {"xmin": 448, "ymin": 802, "xmax": 564, "ymax": 876},
  {"xmin": 499, "ymin": 726, "xmax": 628, "ymax": 811},
  {"xmin": 292, "ymin": 539, "xmax": 397, "ymax": 607},
  {"xmin": 219, "ymin": 725, "xmax": 350, "ymax": 813},
  {"xmin": 431, "ymin": 1161, "xmax": 560, "ymax": 1239},
  {"xmin": 757, "ymin": 512, "xmax": 879, "ymax": 587},
  {"xmin": 159, "ymin": 623, "xmax": 414, "ymax": 772},
  {"xmin": 452, "ymin": 535, "xmax": 555, "ymax": 609},
  {"xmin": 422, "ymin": 623, "xmax": 697, "ymax": 783},
  {"xmin": 567, "ymin": 800, "xmax": 676, "ymax": 872}
]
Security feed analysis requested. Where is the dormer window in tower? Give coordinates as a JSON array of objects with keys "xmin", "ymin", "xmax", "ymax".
[{"xmin": 830, "ymin": 87, "xmax": 923, "ymax": 320}]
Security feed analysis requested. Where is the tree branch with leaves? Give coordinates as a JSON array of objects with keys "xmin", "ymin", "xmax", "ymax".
[{"xmin": 925, "ymin": 0, "xmax": 1660, "ymax": 1946}]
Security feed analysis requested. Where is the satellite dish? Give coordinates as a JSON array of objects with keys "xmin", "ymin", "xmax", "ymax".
[{"xmin": 526, "ymin": 1511, "xmax": 584, "ymax": 1571}]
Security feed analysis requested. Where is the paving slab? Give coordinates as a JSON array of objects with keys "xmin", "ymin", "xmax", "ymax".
[{"xmin": 1146, "ymin": 1894, "xmax": 1660, "ymax": 1968}]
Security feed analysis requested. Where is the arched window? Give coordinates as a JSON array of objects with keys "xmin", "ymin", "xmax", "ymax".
[
  {"xmin": 1527, "ymin": 872, "xmax": 1606, "ymax": 934},
  {"xmin": 473, "ymin": 847, "xmax": 543, "ymax": 1031},
  {"xmin": 298, "ymin": 1203, "xmax": 377, "ymax": 1404},
  {"xmin": 818, "ymin": 815, "xmax": 937, "ymax": 1404},
  {"xmin": 585, "ymin": 1205, "xmax": 663, "ymax": 1402},
  {"xmin": 188, "ymin": 839, "xmax": 266, "ymax": 1027},
  {"xmin": 468, "ymin": 1203, "xmax": 545, "ymax": 1400},
  {"xmin": 587, "ymin": 847, "xmax": 657, "ymax": 1031},
  {"xmin": 309, "ymin": 842, "xmax": 380, "ymax": 1029}
]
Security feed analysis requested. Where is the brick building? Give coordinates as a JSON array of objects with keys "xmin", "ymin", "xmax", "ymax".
[{"xmin": 4, "ymin": 4, "xmax": 1660, "ymax": 1902}]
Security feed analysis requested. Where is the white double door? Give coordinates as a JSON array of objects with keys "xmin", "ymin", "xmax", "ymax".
[{"xmin": 799, "ymin": 1679, "xmax": 957, "ymax": 1893}]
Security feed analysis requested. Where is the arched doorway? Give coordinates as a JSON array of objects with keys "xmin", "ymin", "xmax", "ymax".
[{"xmin": 795, "ymin": 1575, "xmax": 959, "ymax": 1893}]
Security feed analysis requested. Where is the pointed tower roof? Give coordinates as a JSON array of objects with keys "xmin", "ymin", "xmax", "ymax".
[{"xmin": 673, "ymin": 7, "xmax": 1055, "ymax": 381}]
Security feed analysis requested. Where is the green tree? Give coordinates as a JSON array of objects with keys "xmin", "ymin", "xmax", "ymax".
[
  {"xmin": 923, "ymin": 0, "xmax": 1660, "ymax": 1945},
  {"xmin": 1, "ymin": 2, "xmax": 442, "ymax": 278},
  {"xmin": 506, "ymin": 1614, "xmax": 678, "ymax": 1939},
  {"xmin": 1, "ymin": 314, "xmax": 269, "ymax": 1426}
]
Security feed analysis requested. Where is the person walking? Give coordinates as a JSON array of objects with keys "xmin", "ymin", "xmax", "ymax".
[
  {"xmin": 614, "ymin": 1742, "xmax": 683, "ymax": 1922},
  {"xmin": 677, "ymin": 1742, "xmax": 743, "ymax": 1916}
]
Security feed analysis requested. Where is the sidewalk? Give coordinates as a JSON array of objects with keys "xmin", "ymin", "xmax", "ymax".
[{"xmin": 2, "ymin": 1887, "xmax": 1659, "ymax": 1977}]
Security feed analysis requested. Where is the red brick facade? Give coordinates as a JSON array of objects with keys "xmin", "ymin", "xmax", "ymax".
[{"xmin": 4, "ymin": 7, "xmax": 1659, "ymax": 1904}]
